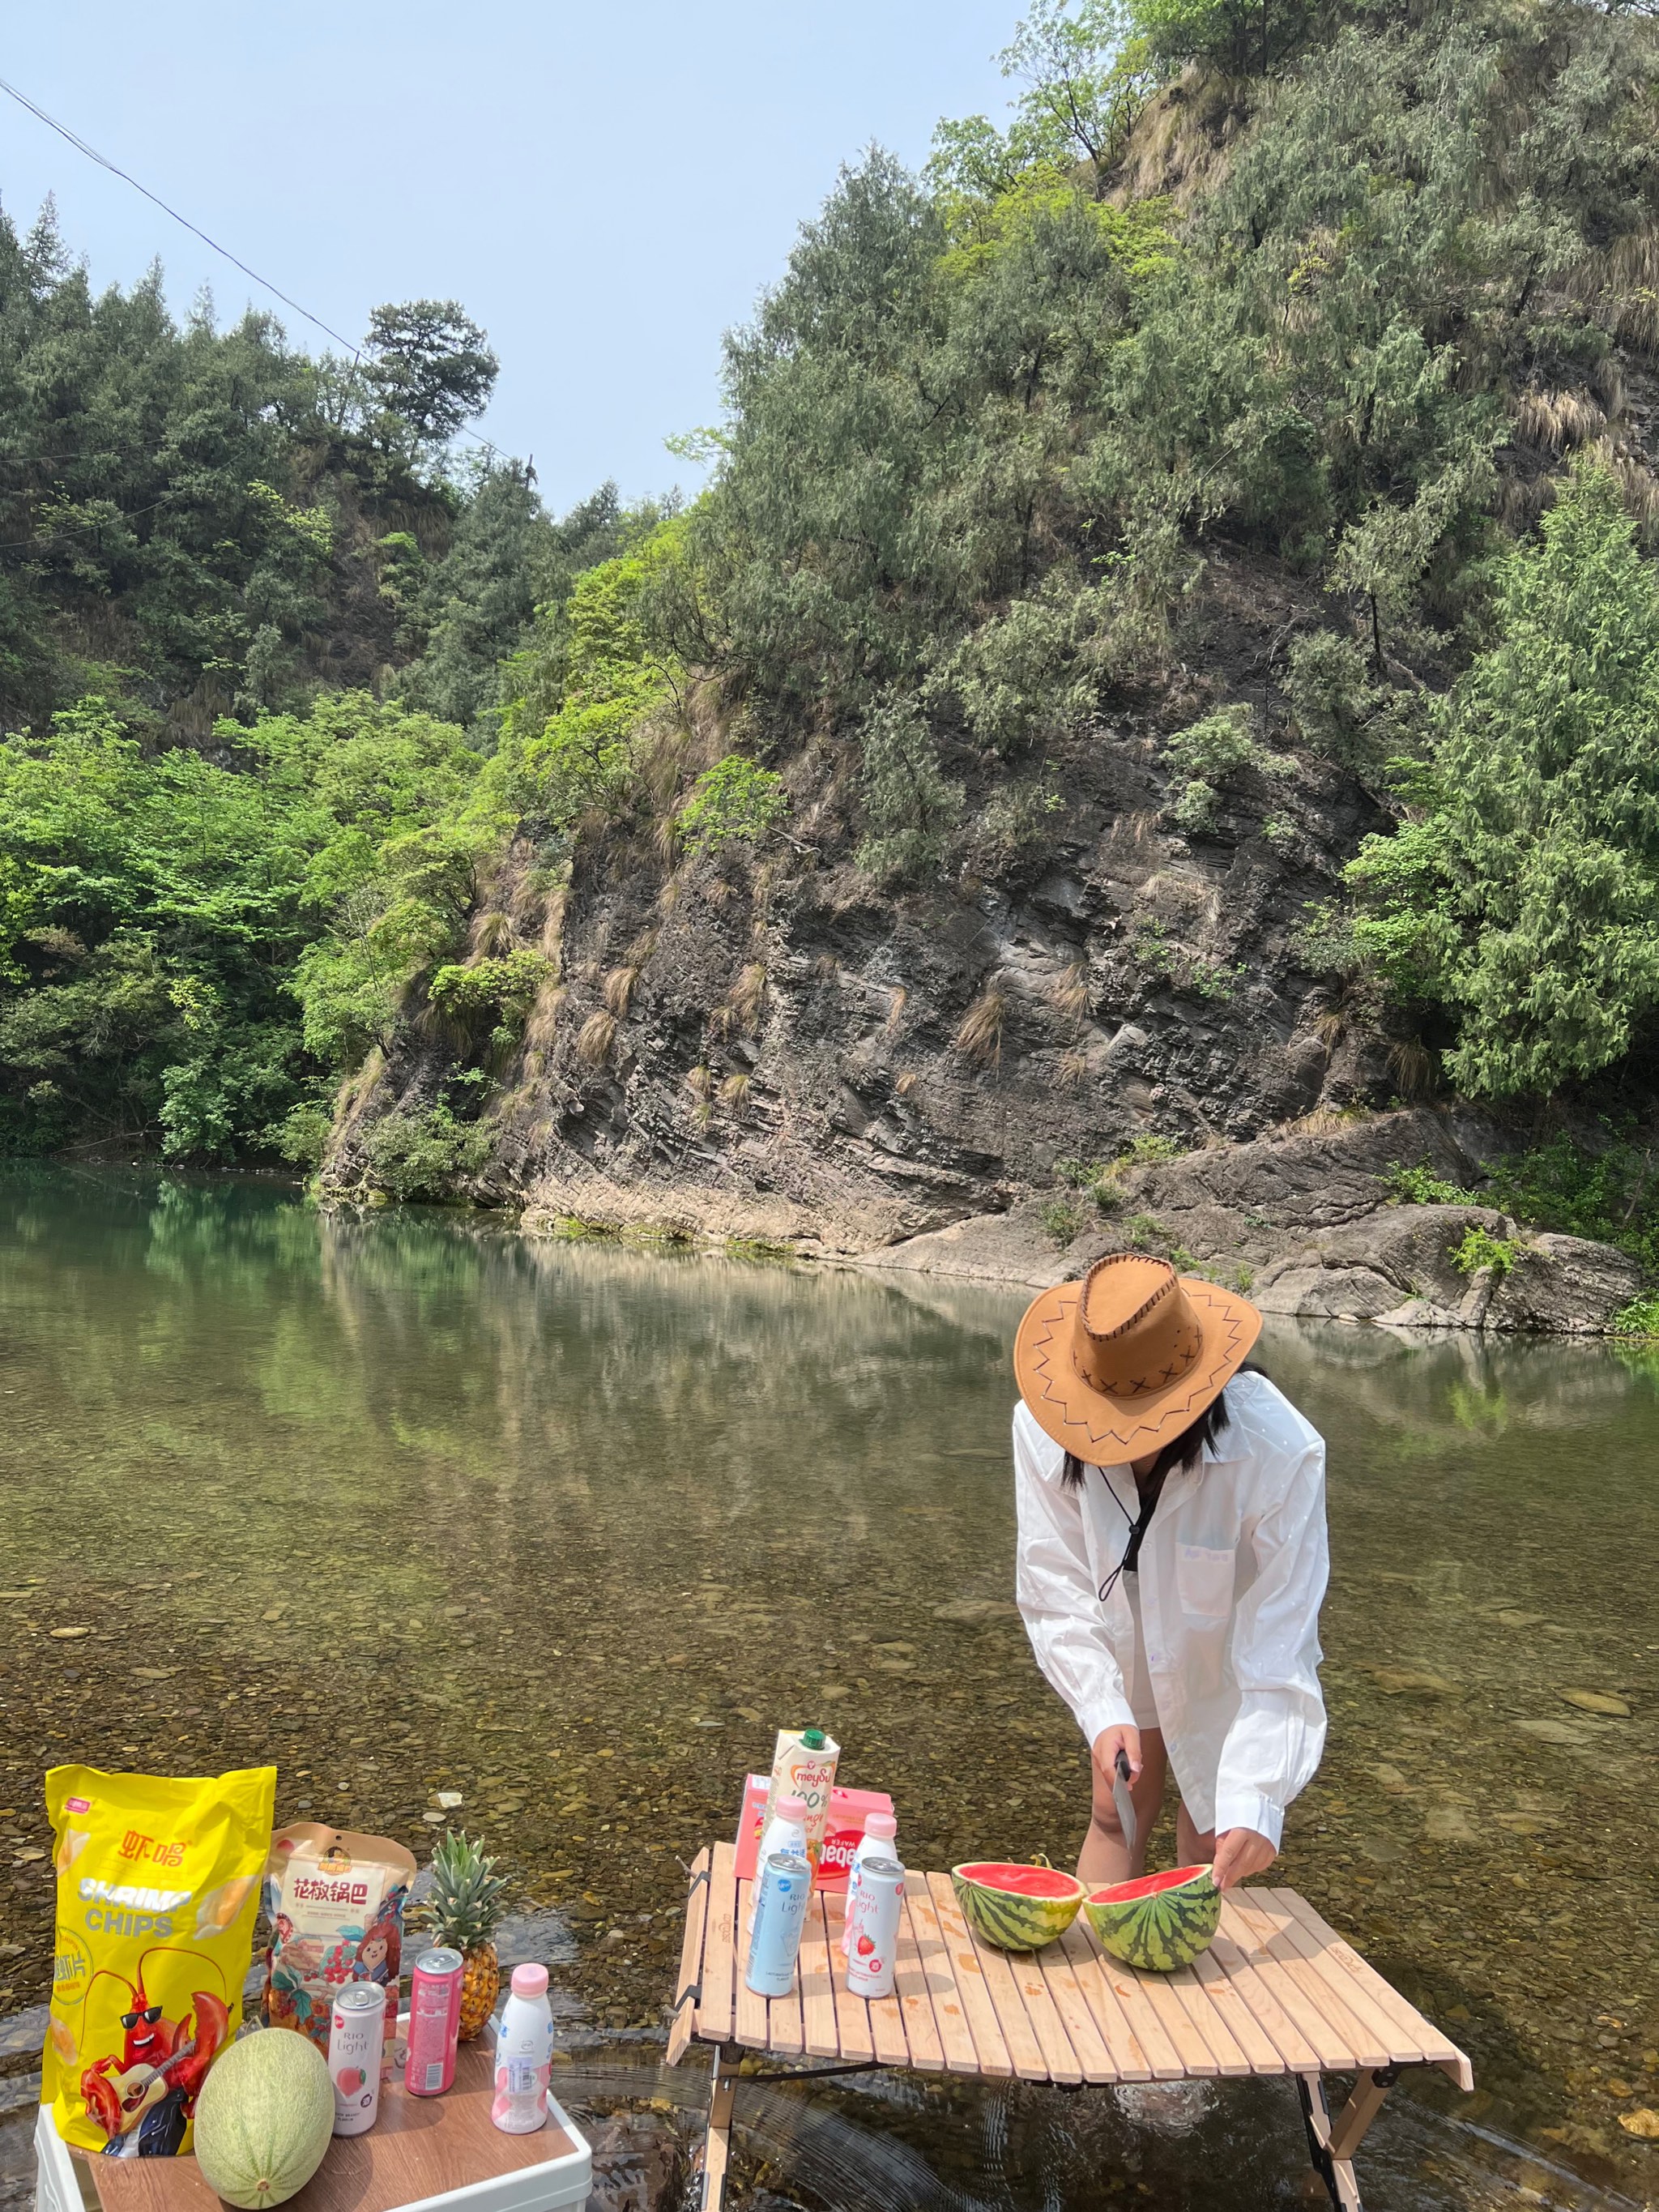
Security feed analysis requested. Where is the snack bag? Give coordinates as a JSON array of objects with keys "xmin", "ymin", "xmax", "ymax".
[
  {"xmin": 262, "ymin": 1824, "xmax": 414, "ymax": 2052},
  {"xmin": 43, "ymin": 1763, "xmax": 275, "ymax": 2156}
]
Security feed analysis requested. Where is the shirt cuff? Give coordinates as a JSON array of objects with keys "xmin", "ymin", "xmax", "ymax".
[
  {"xmin": 1078, "ymin": 1687, "xmax": 1138, "ymax": 1747},
  {"xmin": 1213, "ymin": 1787, "xmax": 1284, "ymax": 1850}
]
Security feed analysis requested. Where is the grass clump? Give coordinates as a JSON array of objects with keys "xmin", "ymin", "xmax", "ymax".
[
  {"xmin": 1451, "ymin": 1227, "xmax": 1525, "ymax": 1278},
  {"xmin": 1384, "ymin": 1163, "xmax": 1470, "ymax": 1206}
]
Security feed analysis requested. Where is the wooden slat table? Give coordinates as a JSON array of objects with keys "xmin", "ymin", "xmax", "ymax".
[{"xmin": 667, "ymin": 1844, "xmax": 1472, "ymax": 2212}]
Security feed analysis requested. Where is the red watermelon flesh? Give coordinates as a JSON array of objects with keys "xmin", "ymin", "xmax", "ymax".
[
  {"xmin": 1087, "ymin": 1863, "xmax": 1211, "ymax": 1904},
  {"xmin": 955, "ymin": 1861, "xmax": 1082, "ymax": 1898}
]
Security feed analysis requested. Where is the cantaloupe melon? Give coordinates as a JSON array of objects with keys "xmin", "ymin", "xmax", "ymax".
[{"xmin": 193, "ymin": 2029, "xmax": 335, "ymax": 2209}]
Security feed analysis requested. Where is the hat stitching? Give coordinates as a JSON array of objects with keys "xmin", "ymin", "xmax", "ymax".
[{"xmin": 1081, "ymin": 1253, "xmax": 1176, "ymax": 1342}]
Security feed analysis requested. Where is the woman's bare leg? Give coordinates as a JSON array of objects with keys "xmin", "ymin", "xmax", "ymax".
[
  {"xmin": 1175, "ymin": 1800, "xmax": 1216, "ymax": 1868},
  {"xmin": 1078, "ymin": 1728, "xmax": 1168, "ymax": 1885}
]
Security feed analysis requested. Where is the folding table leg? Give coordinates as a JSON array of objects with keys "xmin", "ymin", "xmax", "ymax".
[
  {"xmin": 1299, "ymin": 2067, "xmax": 1399, "ymax": 2212},
  {"xmin": 700, "ymin": 2042, "xmax": 742, "ymax": 2212}
]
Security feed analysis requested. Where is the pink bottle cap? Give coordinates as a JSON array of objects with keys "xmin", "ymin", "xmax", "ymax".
[
  {"xmin": 510, "ymin": 1963, "xmax": 548, "ymax": 1996},
  {"xmin": 864, "ymin": 1813, "xmax": 898, "ymax": 1840},
  {"xmin": 775, "ymin": 1794, "xmax": 808, "ymax": 1822}
]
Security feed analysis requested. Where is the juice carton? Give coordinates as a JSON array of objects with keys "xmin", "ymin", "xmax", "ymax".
[
  {"xmin": 734, "ymin": 1774, "xmax": 893, "ymax": 1888},
  {"xmin": 761, "ymin": 1728, "xmax": 839, "ymax": 1877}
]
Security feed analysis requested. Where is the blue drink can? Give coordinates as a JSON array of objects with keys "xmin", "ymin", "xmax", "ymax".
[{"xmin": 746, "ymin": 1850, "xmax": 810, "ymax": 1998}]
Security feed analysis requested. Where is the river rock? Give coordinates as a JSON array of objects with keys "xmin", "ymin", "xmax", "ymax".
[
  {"xmin": 1560, "ymin": 1689, "xmax": 1632, "ymax": 1717},
  {"xmin": 1514, "ymin": 1719, "xmax": 1593, "ymax": 1745},
  {"xmin": 583, "ymin": 2111, "xmax": 684, "ymax": 2211}
]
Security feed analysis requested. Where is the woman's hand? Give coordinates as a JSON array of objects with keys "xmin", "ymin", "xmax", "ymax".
[
  {"xmin": 1091, "ymin": 1723, "xmax": 1143, "ymax": 1787},
  {"xmin": 1209, "ymin": 1826, "xmax": 1277, "ymax": 1890}
]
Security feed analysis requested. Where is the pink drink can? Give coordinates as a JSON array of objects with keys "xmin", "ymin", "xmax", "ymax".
[
  {"xmin": 406, "ymin": 1946, "xmax": 464, "ymax": 2097},
  {"xmin": 329, "ymin": 1981, "xmax": 387, "ymax": 2135}
]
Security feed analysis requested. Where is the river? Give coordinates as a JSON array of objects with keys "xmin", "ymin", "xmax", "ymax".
[{"xmin": 0, "ymin": 1168, "xmax": 1654, "ymax": 2210}]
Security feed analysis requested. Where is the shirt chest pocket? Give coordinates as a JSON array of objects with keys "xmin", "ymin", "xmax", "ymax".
[{"xmin": 1175, "ymin": 1542, "xmax": 1236, "ymax": 1621}]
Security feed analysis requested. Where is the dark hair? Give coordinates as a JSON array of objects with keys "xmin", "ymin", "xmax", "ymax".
[{"xmin": 1059, "ymin": 1362, "xmax": 1263, "ymax": 1491}]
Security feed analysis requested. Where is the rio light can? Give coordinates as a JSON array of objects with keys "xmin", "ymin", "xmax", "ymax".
[
  {"xmin": 329, "ymin": 1980, "xmax": 388, "ymax": 2135},
  {"xmin": 745, "ymin": 1851, "xmax": 810, "ymax": 1999},
  {"xmin": 843, "ymin": 1857, "xmax": 902, "ymax": 1998},
  {"xmin": 405, "ymin": 1946, "xmax": 464, "ymax": 2097}
]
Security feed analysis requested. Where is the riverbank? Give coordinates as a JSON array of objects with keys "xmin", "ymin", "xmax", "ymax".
[{"xmin": 508, "ymin": 1108, "xmax": 1646, "ymax": 1336}]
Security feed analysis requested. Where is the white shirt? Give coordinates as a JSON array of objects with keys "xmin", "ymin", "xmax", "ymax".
[{"xmin": 1013, "ymin": 1370, "xmax": 1329, "ymax": 1848}]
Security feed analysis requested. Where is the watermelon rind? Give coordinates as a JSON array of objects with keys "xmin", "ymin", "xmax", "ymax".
[
  {"xmin": 950, "ymin": 1861, "xmax": 1086, "ymax": 1951},
  {"xmin": 1084, "ymin": 1863, "xmax": 1221, "ymax": 1972}
]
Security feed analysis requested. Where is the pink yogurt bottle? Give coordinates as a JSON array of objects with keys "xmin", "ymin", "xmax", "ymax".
[{"xmin": 492, "ymin": 1963, "xmax": 554, "ymax": 2133}]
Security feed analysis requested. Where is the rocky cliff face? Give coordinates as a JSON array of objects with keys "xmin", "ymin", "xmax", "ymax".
[
  {"xmin": 326, "ymin": 581, "xmax": 1401, "ymax": 1244},
  {"xmin": 319, "ymin": 574, "xmax": 1641, "ymax": 1334}
]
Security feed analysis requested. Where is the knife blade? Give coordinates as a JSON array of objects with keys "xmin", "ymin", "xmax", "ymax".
[{"xmin": 1111, "ymin": 1746, "xmax": 1137, "ymax": 1858}]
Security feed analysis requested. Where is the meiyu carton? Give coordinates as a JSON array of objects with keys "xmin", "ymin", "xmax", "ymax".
[{"xmin": 734, "ymin": 1775, "xmax": 893, "ymax": 1889}]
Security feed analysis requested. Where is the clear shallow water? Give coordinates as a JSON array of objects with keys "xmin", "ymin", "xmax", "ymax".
[{"xmin": 0, "ymin": 1167, "xmax": 1655, "ymax": 2210}]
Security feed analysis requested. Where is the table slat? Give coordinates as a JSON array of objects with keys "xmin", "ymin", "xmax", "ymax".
[
  {"xmin": 1004, "ymin": 1948, "xmax": 1084, "ymax": 2085},
  {"xmin": 666, "ymin": 1845, "xmax": 710, "ymax": 2068},
  {"xmin": 1249, "ymin": 1892, "xmax": 1414, "ymax": 2065},
  {"xmin": 1056, "ymin": 1921, "xmax": 1153, "ymax": 2082},
  {"xmin": 904, "ymin": 1884, "xmax": 981, "ymax": 2076},
  {"xmin": 1069, "ymin": 1921, "xmax": 1187, "ymax": 2079},
  {"xmin": 1164, "ymin": 1963, "xmax": 1253, "ymax": 2076},
  {"xmin": 1035, "ymin": 1944, "xmax": 1118, "ymax": 2082},
  {"xmin": 697, "ymin": 1841, "xmax": 739, "ymax": 2044},
  {"xmin": 1226, "ymin": 1894, "xmax": 1388, "ymax": 2069},
  {"xmin": 1187, "ymin": 1948, "xmax": 1285, "ymax": 2073},
  {"xmin": 799, "ymin": 1894, "xmax": 842, "ymax": 2060},
  {"xmin": 1205, "ymin": 1928, "xmax": 1322, "ymax": 2072},
  {"xmin": 770, "ymin": 1933, "xmax": 806, "ymax": 2056},
  {"xmin": 960, "ymin": 1922, "xmax": 1056, "ymax": 2080},
  {"xmin": 732, "ymin": 1878, "xmax": 771, "ymax": 2050},
  {"xmin": 893, "ymin": 1888, "xmax": 946, "ymax": 2073},
  {"xmin": 1136, "ymin": 1968, "xmax": 1222, "ymax": 2077},
  {"xmin": 924, "ymin": 1873, "xmax": 1016, "ymax": 2078},
  {"xmin": 1275, "ymin": 1893, "xmax": 1472, "ymax": 2086},
  {"xmin": 1217, "ymin": 1898, "xmax": 1363, "ymax": 2070},
  {"xmin": 822, "ymin": 1891, "xmax": 877, "ymax": 2063}
]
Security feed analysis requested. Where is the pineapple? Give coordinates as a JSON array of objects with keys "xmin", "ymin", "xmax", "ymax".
[{"xmin": 424, "ymin": 1829, "xmax": 510, "ymax": 2040}]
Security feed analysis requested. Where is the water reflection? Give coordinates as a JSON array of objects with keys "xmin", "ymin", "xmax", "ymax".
[{"xmin": 0, "ymin": 1169, "xmax": 1654, "ymax": 2209}]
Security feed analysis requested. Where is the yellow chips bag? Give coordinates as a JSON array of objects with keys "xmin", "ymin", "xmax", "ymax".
[{"xmin": 43, "ymin": 1763, "xmax": 275, "ymax": 2156}]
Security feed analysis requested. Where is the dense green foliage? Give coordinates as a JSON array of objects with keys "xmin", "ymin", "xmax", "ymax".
[
  {"xmin": 0, "ymin": 694, "xmax": 493, "ymax": 1156},
  {"xmin": 1349, "ymin": 467, "xmax": 1659, "ymax": 1097},
  {"xmin": 9, "ymin": 0, "xmax": 1659, "ymax": 1165}
]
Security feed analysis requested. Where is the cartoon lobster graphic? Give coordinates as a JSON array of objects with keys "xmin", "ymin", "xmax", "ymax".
[{"xmin": 79, "ymin": 1947, "xmax": 230, "ymax": 2157}]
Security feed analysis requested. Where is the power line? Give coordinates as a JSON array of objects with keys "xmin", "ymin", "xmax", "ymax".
[
  {"xmin": 0, "ymin": 72, "xmax": 507, "ymax": 469},
  {"xmin": 0, "ymin": 72, "xmax": 364, "ymax": 358},
  {"xmin": 0, "ymin": 497, "xmax": 173, "ymax": 554}
]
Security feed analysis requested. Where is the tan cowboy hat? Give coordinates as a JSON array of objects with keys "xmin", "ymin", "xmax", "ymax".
[{"xmin": 1014, "ymin": 1253, "xmax": 1261, "ymax": 1461}]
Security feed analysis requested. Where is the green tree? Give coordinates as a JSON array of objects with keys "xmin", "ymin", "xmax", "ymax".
[
  {"xmin": 1347, "ymin": 465, "xmax": 1659, "ymax": 1096},
  {"xmin": 363, "ymin": 301, "xmax": 498, "ymax": 446},
  {"xmin": 0, "ymin": 693, "xmax": 491, "ymax": 1156}
]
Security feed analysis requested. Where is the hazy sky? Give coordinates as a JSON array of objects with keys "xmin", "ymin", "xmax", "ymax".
[{"xmin": 2, "ymin": 1, "xmax": 1021, "ymax": 512}]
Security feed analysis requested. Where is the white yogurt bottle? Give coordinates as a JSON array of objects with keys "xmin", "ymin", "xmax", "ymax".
[
  {"xmin": 748, "ymin": 1793, "xmax": 809, "ymax": 1931},
  {"xmin": 842, "ymin": 1812, "xmax": 899, "ymax": 1956},
  {"xmin": 491, "ymin": 1963, "xmax": 553, "ymax": 2134}
]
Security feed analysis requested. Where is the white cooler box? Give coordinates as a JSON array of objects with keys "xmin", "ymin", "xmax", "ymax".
[{"xmin": 35, "ymin": 2038, "xmax": 591, "ymax": 2212}]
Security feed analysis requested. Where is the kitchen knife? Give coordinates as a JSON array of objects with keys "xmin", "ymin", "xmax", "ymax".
[{"xmin": 1111, "ymin": 1746, "xmax": 1137, "ymax": 1858}]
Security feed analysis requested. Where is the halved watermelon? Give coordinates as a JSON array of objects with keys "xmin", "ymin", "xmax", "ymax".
[
  {"xmin": 1085, "ymin": 1863, "xmax": 1220, "ymax": 1971},
  {"xmin": 950, "ymin": 1860, "xmax": 1086, "ymax": 1951}
]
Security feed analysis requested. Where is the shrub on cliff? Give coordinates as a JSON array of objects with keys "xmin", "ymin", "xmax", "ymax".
[{"xmin": 1347, "ymin": 463, "xmax": 1659, "ymax": 1098}]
